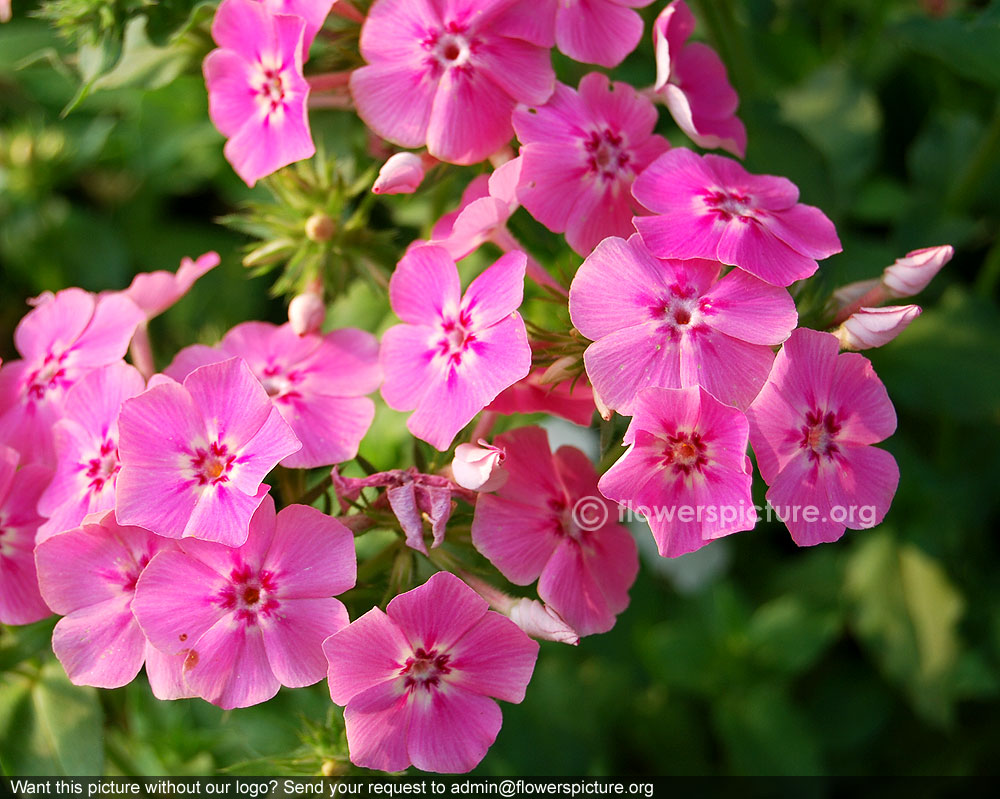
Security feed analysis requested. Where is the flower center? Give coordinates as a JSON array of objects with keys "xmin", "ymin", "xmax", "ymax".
[
  {"xmin": 584, "ymin": 128, "xmax": 631, "ymax": 180},
  {"xmin": 437, "ymin": 311, "xmax": 476, "ymax": 365},
  {"xmin": 257, "ymin": 66, "xmax": 286, "ymax": 114},
  {"xmin": 26, "ymin": 352, "xmax": 68, "ymax": 401},
  {"xmin": 85, "ymin": 438, "xmax": 120, "ymax": 494},
  {"xmin": 664, "ymin": 431, "xmax": 707, "ymax": 475},
  {"xmin": 653, "ymin": 284, "xmax": 708, "ymax": 337},
  {"xmin": 400, "ymin": 647, "xmax": 451, "ymax": 691},
  {"xmin": 800, "ymin": 410, "xmax": 840, "ymax": 460},
  {"xmin": 705, "ymin": 189, "xmax": 756, "ymax": 222},
  {"xmin": 121, "ymin": 554, "xmax": 151, "ymax": 594},
  {"xmin": 423, "ymin": 23, "xmax": 477, "ymax": 73},
  {"xmin": 190, "ymin": 441, "xmax": 236, "ymax": 486},
  {"xmin": 259, "ymin": 365, "xmax": 300, "ymax": 402},
  {"xmin": 218, "ymin": 564, "xmax": 279, "ymax": 624}
]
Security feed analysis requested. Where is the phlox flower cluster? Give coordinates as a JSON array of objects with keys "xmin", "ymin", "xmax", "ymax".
[{"xmin": 0, "ymin": 0, "xmax": 955, "ymax": 777}]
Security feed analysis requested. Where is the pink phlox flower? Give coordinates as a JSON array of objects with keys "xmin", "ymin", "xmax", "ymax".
[
  {"xmin": 349, "ymin": 0, "xmax": 555, "ymax": 165},
  {"xmin": 514, "ymin": 72, "xmax": 671, "ymax": 256},
  {"xmin": 471, "ymin": 426, "xmax": 639, "ymax": 636},
  {"xmin": 373, "ymin": 152, "xmax": 427, "ymax": 195},
  {"xmin": 133, "ymin": 496, "xmax": 356, "ymax": 709},
  {"xmin": 652, "ymin": 0, "xmax": 746, "ymax": 158},
  {"xmin": 0, "ymin": 288, "xmax": 144, "ymax": 466},
  {"xmin": 166, "ymin": 322, "xmax": 379, "ymax": 469},
  {"xmin": 451, "ymin": 439, "xmax": 507, "ymax": 492},
  {"xmin": 535, "ymin": 0, "xmax": 654, "ymax": 68},
  {"xmin": 331, "ymin": 466, "xmax": 476, "ymax": 555},
  {"xmin": 34, "ymin": 510, "xmax": 189, "ymax": 697},
  {"xmin": 570, "ymin": 234, "xmax": 797, "ymax": 414},
  {"xmin": 836, "ymin": 305, "xmax": 921, "ymax": 351},
  {"xmin": 427, "ymin": 158, "xmax": 521, "ymax": 260},
  {"xmin": 261, "ymin": 0, "xmax": 334, "ymax": 52},
  {"xmin": 36, "ymin": 362, "xmax": 146, "ymax": 543},
  {"xmin": 323, "ymin": 571, "xmax": 539, "ymax": 773},
  {"xmin": 746, "ymin": 328, "xmax": 899, "ymax": 546},
  {"xmin": 122, "ymin": 252, "xmax": 220, "ymax": 321},
  {"xmin": 486, "ymin": 367, "xmax": 596, "ymax": 427},
  {"xmin": 203, "ymin": 0, "xmax": 315, "ymax": 186},
  {"xmin": 380, "ymin": 245, "xmax": 531, "ymax": 451},
  {"xmin": 632, "ymin": 148, "xmax": 842, "ymax": 287},
  {"xmin": 0, "ymin": 445, "xmax": 51, "ymax": 625},
  {"xmin": 599, "ymin": 385, "xmax": 756, "ymax": 557},
  {"xmin": 116, "ymin": 357, "xmax": 300, "ymax": 546}
]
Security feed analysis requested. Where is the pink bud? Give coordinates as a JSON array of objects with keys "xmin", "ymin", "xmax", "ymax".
[
  {"xmin": 372, "ymin": 152, "xmax": 426, "ymax": 195},
  {"xmin": 836, "ymin": 305, "xmax": 921, "ymax": 350},
  {"xmin": 451, "ymin": 440, "xmax": 507, "ymax": 492},
  {"xmin": 508, "ymin": 599, "xmax": 579, "ymax": 646},
  {"xmin": 288, "ymin": 291, "xmax": 326, "ymax": 336},
  {"xmin": 882, "ymin": 245, "xmax": 953, "ymax": 298}
]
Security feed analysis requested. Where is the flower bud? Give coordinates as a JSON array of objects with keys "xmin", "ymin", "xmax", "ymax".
[
  {"xmin": 305, "ymin": 212, "xmax": 336, "ymax": 242},
  {"xmin": 288, "ymin": 291, "xmax": 326, "ymax": 336},
  {"xmin": 451, "ymin": 440, "xmax": 507, "ymax": 492},
  {"xmin": 882, "ymin": 245, "xmax": 953, "ymax": 298},
  {"xmin": 508, "ymin": 599, "xmax": 579, "ymax": 645},
  {"xmin": 372, "ymin": 152, "xmax": 426, "ymax": 195},
  {"xmin": 836, "ymin": 305, "xmax": 921, "ymax": 350}
]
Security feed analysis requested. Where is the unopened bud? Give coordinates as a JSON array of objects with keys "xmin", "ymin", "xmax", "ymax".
[
  {"xmin": 288, "ymin": 291, "xmax": 326, "ymax": 336},
  {"xmin": 540, "ymin": 355, "xmax": 579, "ymax": 386},
  {"xmin": 508, "ymin": 599, "xmax": 579, "ymax": 645},
  {"xmin": 836, "ymin": 305, "xmax": 921, "ymax": 350},
  {"xmin": 372, "ymin": 152, "xmax": 426, "ymax": 195},
  {"xmin": 451, "ymin": 440, "xmax": 507, "ymax": 492},
  {"xmin": 593, "ymin": 386, "xmax": 613, "ymax": 421},
  {"xmin": 882, "ymin": 245, "xmax": 953, "ymax": 298},
  {"xmin": 305, "ymin": 212, "xmax": 336, "ymax": 242}
]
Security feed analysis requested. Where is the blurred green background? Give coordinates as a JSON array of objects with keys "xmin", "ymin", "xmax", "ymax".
[{"xmin": 2, "ymin": 0, "xmax": 999, "ymax": 777}]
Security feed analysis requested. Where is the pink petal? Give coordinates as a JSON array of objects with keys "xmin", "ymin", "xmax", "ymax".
[
  {"xmin": 579, "ymin": 72, "xmax": 658, "ymax": 142},
  {"xmin": 763, "ymin": 203, "xmax": 842, "ymax": 261},
  {"xmin": 204, "ymin": 48, "xmax": 258, "ymax": 139},
  {"xmin": 379, "ymin": 324, "xmax": 438, "ymax": 412},
  {"xmin": 512, "ymin": 81, "xmax": 588, "ymax": 145},
  {"xmin": 407, "ymin": 684, "xmax": 503, "ymax": 773},
  {"xmin": 64, "ymin": 293, "xmax": 145, "ymax": 370},
  {"xmin": 351, "ymin": 62, "xmax": 437, "ymax": 148},
  {"xmin": 144, "ymin": 643, "xmax": 195, "ymax": 700},
  {"xmin": 475, "ymin": 36, "xmax": 554, "ymax": 106},
  {"xmin": 516, "ymin": 143, "xmax": 591, "ymax": 232},
  {"xmin": 163, "ymin": 344, "xmax": 224, "ymax": 381},
  {"xmin": 715, "ymin": 217, "xmax": 820, "ymax": 287},
  {"xmin": 261, "ymin": 597, "xmax": 349, "ymax": 687},
  {"xmin": 263, "ymin": 0, "xmax": 334, "ymax": 52},
  {"xmin": 343, "ymin": 680, "xmax": 412, "ymax": 772},
  {"xmin": 671, "ymin": 41, "xmax": 739, "ymax": 116},
  {"xmin": 702, "ymin": 269, "xmax": 797, "ymax": 345},
  {"xmin": 681, "ymin": 330, "xmax": 776, "ymax": 410},
  {"xmin": 278, "ymin": 394, "xmax": 375, "ymax": 468},
  {"xmin": 555, "ymin": 0, "xmax": 644, "ymax": 68},
  {"xmin": 461, "ymin": 251, "xmax": 526, "ymax": 329},
  {"xmin": 124, "ymin": 252, "xmax": 220, "ymax": 320},
  {"xmin": 823, "ymin": 445, "xmax": 899, "ymax": 532},
  {"xmin": 132, "ymin": 551, "xmax": 229, "ymax": 655},
  {"xmin": 493, "ymin": 426, "xmax": 566, "ymax": 507},
  {"xmin": 212, "ymin": 0, "xmax": 273, "ymax": 57},
  {"xmin": 565, "ymin": 178, "xmax": 635, "ymax": 257},
  {"xmin": 357, "ymin": 0, "xmax": 441, "ymax": 63},
  {"xmin": 390, "ymin": 245, "xmax": 461, "ymax": 325},
  {"xmin": 471, "ymin": 495, "xmax": 561, "ymax": 584},
  {"xmin": 183, "ymin": 617, "xmax": 279, "ymax": 708},
  {"xmin": 51, "ymin": 596, "xmax": 145, "ymax": 688},
  {"xmin": 184, "ymin": 358, "xmax": 283, "ymax": 451},
  {"xmin": 829, "ymin": 351, "xmax": 897, "ymax": 445},
  {"xmin": 426, "ymin": 68, "xmax": 515, "ymax": 165},
  {"xmin": 325, "ymin": 607, "xmax": 412, "ymax": 705},
  {"xmin": 583, "ymin": 323, "xmax": 682, "ymax": 415},
  {"xmin": 387, "ymin": 572, "xmax": 487, "ymax": 653},
  {"xmin": 13, "ymin": 288, "xmax": 94, "ymax": 361},
  {"xmin": 268, "ymin": 503, "xmax": 356, "ymax": 597},
  {"xmin": 223, "ymin": 96, "xmax": 315, "ymax": 188},
  {"xmin": 180, "ymin": 483, "xmax": 270, "ymax": 547}
]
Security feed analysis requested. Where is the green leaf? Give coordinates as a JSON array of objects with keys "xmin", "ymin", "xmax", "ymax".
[
  {"xmin": 713, "ymin": 684, "xmax": 824, "ymax": 775},
  {"xmin": 845, "ymin": 531, "xmax": 966, "ymax": 725},
  {"xmin": 0, "ymin": 660, "xmax": 104, "ymax": 775},
  {"xmin": 894, "ymin": 11, "xmax": 1000, "ymax": 90},
  {"xmin": 746, "ymin": 595, "xmax": 841, "ymax": 676}
]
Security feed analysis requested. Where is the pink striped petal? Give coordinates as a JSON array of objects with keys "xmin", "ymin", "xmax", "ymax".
[
  {"xmin": 324, "ymin": 607, "xmax": 412, "ymax": 706},
  {"xmin": 261, "ymin": 597, "xmax": 349, "ymax": 687},
  {"xmin": 51, "ymin": 595, "xmax": 145, "ymax": 688},
  {"xmin": 407, "ymin": 684, "xmax": 503, "ymax": 773},
  {"xmin": 387, "ymin": 572, "xmax": 487, "ymax": 653},
  {"xmin": 390, "ymin": 245, "xmax": 461, "ymax": 325},
  {"xmin": 183, "ymin": 617, "xmax": 279, "ymax": 708}
]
